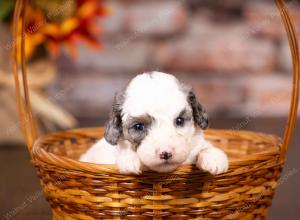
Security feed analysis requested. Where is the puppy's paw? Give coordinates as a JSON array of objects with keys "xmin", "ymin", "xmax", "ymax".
[
  {"xmin": 117, "ymin": 153, "xmax": 142, "ymax": 175},
  {"xmin": 196, "ymin": 147, "xmax": 228, "ymax": 175}
]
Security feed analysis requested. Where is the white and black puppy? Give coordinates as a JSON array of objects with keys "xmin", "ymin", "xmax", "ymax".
[{"xmin": 80, "ymin": 72, "xmax": 228, "ymax": 175}]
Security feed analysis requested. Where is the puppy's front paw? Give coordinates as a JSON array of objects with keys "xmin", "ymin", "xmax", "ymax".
[
  {"xmin": 117, "ymin": 153, "xmax": 142, "ymax": 175},
  {"xmin": 196, "ymin": 147, "xmax": 228, "ymax": 175}
]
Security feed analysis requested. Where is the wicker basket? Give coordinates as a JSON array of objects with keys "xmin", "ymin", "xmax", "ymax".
[{"xmin": 12, "ymin": 0, "xmax": 299, "ymax": 219}]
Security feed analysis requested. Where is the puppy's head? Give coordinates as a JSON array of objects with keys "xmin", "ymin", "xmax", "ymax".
[{"xmin": 105, "ymin": 72, "xmax": 208, "ymax": 172}]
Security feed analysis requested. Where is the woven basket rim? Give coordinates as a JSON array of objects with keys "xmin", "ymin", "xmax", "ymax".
[{"xmin": 31, "ymin": 127, "xmax": 283, "ymax": 176}]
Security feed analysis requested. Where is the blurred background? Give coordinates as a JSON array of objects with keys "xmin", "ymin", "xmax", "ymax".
[{"xmin": 0, "ymin": 0, "xmax": 299, "ymax": 219}]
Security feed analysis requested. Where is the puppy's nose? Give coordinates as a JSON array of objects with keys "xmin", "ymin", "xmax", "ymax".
[{"xmin": 160, "ymin": 151, "xmax": 172, "ymax": 160}]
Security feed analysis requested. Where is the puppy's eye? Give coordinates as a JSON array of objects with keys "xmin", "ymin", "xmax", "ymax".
[
  {"xmin": 133, "ymin": 123, "xmax": 145, "ymax": 132},
  {"xmin": 175, "ymin": 117, "xmax": 185, "ymax": 127}
]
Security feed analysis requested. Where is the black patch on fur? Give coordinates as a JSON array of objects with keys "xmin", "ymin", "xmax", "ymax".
[
  {"xmin": 123, "ymin": 115, "xmax": 153, "ymax": 147},
  {"xmin": 187, "ymin": 91, "xmax": 209, "ymax": 129},
  {"xmin": 104, "ymin": 92, "xmax": 124, "ymax": 145}
]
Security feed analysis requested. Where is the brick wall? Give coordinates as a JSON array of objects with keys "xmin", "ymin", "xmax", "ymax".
[{"xmin": 50, "ymin": 0, "xmax": 300, "ymax": 121}]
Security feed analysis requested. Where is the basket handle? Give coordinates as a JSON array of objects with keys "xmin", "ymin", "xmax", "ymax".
[
  {"xmin": 12, "ymin": 0, "xmax": 38, "ymax": 152},
  {"xmin": 275, "ymin": 0, "xmax": 300, "ymax": 158},
  {"xmin": 12, "ymin": 0, "xmax": 299, "ymax": 156}
]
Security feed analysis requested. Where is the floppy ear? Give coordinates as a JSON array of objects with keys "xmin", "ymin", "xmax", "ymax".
[
  {"xmin": 187, "ymin": 90, "xmax": 209, "ymax": 130},
  {"xmin": 104, "ymin": 92, "xmax": 124, "ymax": 145}
]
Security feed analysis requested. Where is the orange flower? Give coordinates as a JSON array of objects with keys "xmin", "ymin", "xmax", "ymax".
[{"xmin": 17, "ymin": 0, "xmax": 108, "ymax": 60}]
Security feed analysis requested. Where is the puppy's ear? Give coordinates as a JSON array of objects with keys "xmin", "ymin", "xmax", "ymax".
[
  {"xmin": 187, "ymin": 90, "xmax": 209, "ymax": 130},
  {"xmin": 104, "ymin": 92, "xmax": 124, "ymax": 145}
]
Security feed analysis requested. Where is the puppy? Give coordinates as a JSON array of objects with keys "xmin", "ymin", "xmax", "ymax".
[{"xmin": 80, "ymin": 72, "xmax": 228, "ymax": 175}]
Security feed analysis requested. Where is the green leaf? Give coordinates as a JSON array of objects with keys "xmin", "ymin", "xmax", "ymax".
[{"xmin": 0, "ymin": 0, "xmax": 14, "ymax": 22}]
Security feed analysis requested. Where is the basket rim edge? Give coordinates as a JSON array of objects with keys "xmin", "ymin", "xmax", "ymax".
[{"xmin": 30, "ymin": 127, "xmax": 283, "ymax": 176}]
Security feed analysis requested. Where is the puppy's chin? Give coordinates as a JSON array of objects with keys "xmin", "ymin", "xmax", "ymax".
[{"xmin": 148, "ymin": 163, "xmax": 180, "ymax": 173}]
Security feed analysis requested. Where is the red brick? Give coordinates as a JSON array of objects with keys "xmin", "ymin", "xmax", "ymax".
[
  {"xmin": 100, "ymin": 1, "xmax": 126, "ymax": 35},
  {"xmin": 236, "ymin": 75, "xmax": 292, "ymax": 117},
  {"xmin": 243, "ymin": 2, "xmax": 300, "ymax": 39},
  {"xmin": 75, "ymin": 41, "xmax": 152, "ymax": 74},
  {"xmin": 155, "ymin": 18, "xmax": 276, "ymax": 72},
  {"xmin": 126, "ymin": 1, "xmax": 188, "ymax": 36},
  {"xmin": 279, "ymin": 40, "xmax": 292, "ymax": 72},
  {"xmin": 48, "ymin": 74, "xmax": 132, "ymax": 119}
]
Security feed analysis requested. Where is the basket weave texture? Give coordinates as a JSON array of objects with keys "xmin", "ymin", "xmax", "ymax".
[
  {"xmin": 32, "ymin": 128, "xmax": 283, "ymax": 220},
  {"xmin": 11, "ymin": 0, "xmax": 299, "ymax": 219}
]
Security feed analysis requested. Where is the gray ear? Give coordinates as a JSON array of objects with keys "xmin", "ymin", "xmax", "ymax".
[
  {"xmin": 104, "ymin": 92, "xmax": 124, "ymax": 145},
  {"xmin": 187, "ymin": 91, "xmax": 209, "ymax": 130}
]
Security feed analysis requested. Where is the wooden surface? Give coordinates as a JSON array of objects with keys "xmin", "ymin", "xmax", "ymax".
[{"xmin": 0, "ymin": 117, "xmax": 299, "ymax": 220}]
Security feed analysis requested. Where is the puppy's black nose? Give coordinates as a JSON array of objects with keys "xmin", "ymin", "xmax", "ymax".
[{"xmin": 160, "ymin": 151, "xmax": 172, "ymax": 160}]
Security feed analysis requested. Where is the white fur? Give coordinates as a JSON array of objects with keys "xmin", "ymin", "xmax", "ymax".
[
  {"xmin": 80, "ymin": 72, "xmax": 228, "ymax": 175},
  {"xmin": 80, "ymin": 139, "xmax": 117, "ymax": 164}
]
